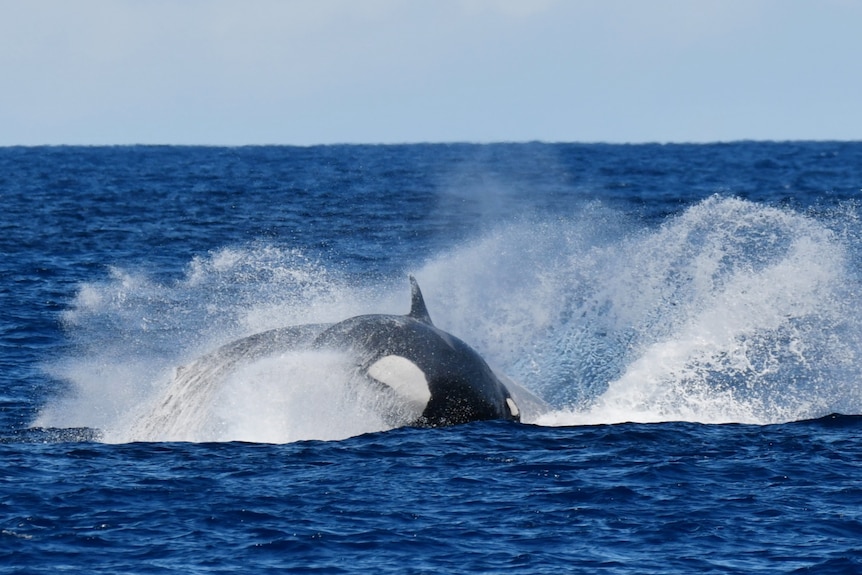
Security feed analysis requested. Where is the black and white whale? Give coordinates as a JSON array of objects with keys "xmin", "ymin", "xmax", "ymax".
[
  {"xmin": 129, "ymin": 277, "xmax": 538, "ymax": 440},
  {"xmin": 314, "ymin": 276, "xmax": 521, "ymax": 426}
]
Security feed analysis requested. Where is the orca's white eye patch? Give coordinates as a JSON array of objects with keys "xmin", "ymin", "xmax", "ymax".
[
  {"xmin": 367, "ymin": 355, "xmax": 431, "ymax": 409},
  {"xmin": 506, "ymin": 397, "xmax": 520, "ymax": 418}
]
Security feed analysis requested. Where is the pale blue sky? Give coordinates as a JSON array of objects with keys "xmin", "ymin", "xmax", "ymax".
[{"xmin": 1, "ymin": 0, "xmax": 860, "ymax": 145}]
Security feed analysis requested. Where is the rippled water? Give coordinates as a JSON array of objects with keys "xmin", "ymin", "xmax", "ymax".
[{"xmin": 2, "ymin": 143, "xmax": 862, "ymax": 572}]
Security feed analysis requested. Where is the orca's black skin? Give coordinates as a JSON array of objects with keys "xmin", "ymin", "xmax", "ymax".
[{"xmin": 313, "ymin": 277, "xmax": 520, "ymax": 426}]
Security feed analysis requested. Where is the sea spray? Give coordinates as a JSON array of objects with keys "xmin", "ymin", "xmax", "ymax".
[
  {"xmin": 123, "ymin": 350, "xmax": 396, "ymax": 444},
  {"xmin": 36, "ymin": 196, "xmax": 862, "ymax": 441},
  {"xmin": 415, "ymin": 196, "xmax": 862, "ymax": 424},
  {"xmin": 36, "ymin": 246, "xmax": 372, "ymax": 440},
  {"xmin": 529, "ymin": 197, "xmax": 862, "ymax": 425}
]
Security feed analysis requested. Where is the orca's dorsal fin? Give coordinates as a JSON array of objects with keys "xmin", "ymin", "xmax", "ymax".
[{"xmin": 408, "ymin": 275, "xmax": 433, "ymax": 324}]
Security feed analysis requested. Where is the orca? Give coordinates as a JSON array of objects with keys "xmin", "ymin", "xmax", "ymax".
[
  {"xmin": 134, "ymin": 277, "xmax": 528, "ymax": 439},
  {"xmin": 314, "ymin": 276, "xmax": 521, "ymax": 426}
]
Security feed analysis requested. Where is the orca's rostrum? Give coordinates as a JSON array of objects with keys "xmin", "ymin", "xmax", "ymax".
[{"xmin": 133, "ymin": 277, "xmax": 528, "ymax": 440}]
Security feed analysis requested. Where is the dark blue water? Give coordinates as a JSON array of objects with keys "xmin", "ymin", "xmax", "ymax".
[{"xmin": 3, "ymin": 143, "xmax": 862, "ymax": 572}]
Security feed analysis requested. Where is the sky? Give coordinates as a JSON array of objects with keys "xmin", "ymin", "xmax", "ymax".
[{"xmin": 1, "ymin": 0, "xmax": 860, "ymax": 146}]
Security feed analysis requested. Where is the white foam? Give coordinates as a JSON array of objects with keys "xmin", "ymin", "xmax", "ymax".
[
  {"xmin": 416, "ymin": 196, "xmax": 862, "ymax": 426},
  {"xmin": 36, "ymin": 197, "xmax": 862, "ymax": 442}
]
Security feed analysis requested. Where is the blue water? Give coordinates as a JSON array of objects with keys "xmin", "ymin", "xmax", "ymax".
[{"xmin": 2, "ymin": 143, "xmax": 862, "ymax": 572}]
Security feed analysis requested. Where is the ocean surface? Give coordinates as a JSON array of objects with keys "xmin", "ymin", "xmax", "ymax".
[{"xmin": 2, "ymin": 142, "xmax": 862, "ymax": 573}]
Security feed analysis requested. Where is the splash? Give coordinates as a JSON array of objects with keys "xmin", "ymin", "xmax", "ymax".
[
  {"xmin": 126, "ymin": 349, "xmax": 399, "ymax": 443},
  {"xmin": 36, "ymin": 197, "xmax": 862, "ymax": 442},
  {"xmin": 415, "ymin": 196, "xmax": 862, "ymax": 425},
  {"xmin": 36, "ymin": 245, "xmax": 402, "ymax": 443}
]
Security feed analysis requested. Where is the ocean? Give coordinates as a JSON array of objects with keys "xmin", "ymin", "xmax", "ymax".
[{"xmin": 1, "ymin": 142, "xmax": 861, "ymax": 573}]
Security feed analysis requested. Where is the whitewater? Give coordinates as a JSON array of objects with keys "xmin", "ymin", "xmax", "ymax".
[{"xmin": 35, "ymin": 195, "xmax": 862, "ymax": 442}]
